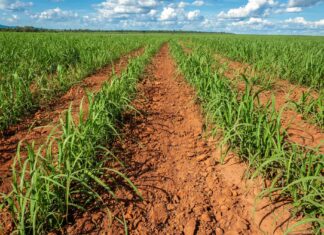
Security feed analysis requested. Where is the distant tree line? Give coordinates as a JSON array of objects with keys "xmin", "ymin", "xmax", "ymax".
[
  {"xmin": 0, "ymin": 26, "xmax": 44, "ymax": 32},
  {"xmin": 0, "ymin": 26, "xmax": 233, "ymax": 34}
]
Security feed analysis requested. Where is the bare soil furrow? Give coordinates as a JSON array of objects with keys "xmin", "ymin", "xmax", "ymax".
[{"xmin": 65, "ymin": 44, "xmax": 310, "ymax": 235}]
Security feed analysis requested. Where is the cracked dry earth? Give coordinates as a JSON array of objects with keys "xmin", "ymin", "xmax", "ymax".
[{"xmin": 67, "ymin": 44, "xmax": 309, "ymax": 235}]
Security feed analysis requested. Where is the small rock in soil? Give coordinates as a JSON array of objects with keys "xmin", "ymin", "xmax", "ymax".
[
  {"xmin": 196, "ymin": 154, "xmax": 209, "ymax": 162},
  {"xmin": 197, "ymin": 141, "xmax": 207, "ymax": 148},
  {"xmin": 149, "ymin": 203, "xmax": 168, "ymax": 224},
  {"xmin": 137, "ymin": 222, "xmax": 148, "ymax": 234},
  {"xmin": 220, "ymin": 205, "xmax": 229, "ymax": 212},
  {"xmin": 215, "ymin": 227, "xmax": 224, "ymax": 235},
  {"xmin": 223, "ymin": 188, "xmax": 233, "ymax": 197},
  {"xmin": 83, "ymin": 221, "xmax": 95, "ymax": 233},
  {"xmin": 167, "ymin": 204, "xmax": 175, "ymax": 210},
  {"xmin": 184, "ymin": 218, "xmax": 197, "ymax": 235},
  {"xmin": 193, "ymin": 205, "xmax": 204, "ymax": 214},
  {"xmin": 201, "ymin": 171, "xmax": 208, "ymax": 177},
  {"xmin": 133, "ymin": 217, "xmax": 142, "ymax": 228},
  {"xmin": 173, "ymin": 195, "xmax": 180, "ymax": 203},
  {"xmin": 215, "ymin": 212, "xmax": 222, "ymax": 222},
  {"xmin": 201, "ymin": 212, "xmax": 212, "ymax": 222},
  {"xmin": 187, "ymin": 152, "xmax": 196, "ymax": 158}
]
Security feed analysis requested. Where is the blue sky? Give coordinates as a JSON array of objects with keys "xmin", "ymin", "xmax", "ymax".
[{"xmin": 0, "ymin": 0, "xmax": 324, "ymax": 35}]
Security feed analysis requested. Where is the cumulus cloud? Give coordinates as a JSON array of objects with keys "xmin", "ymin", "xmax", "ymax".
[
  {"xmin": 160, "ymin": 7, "xmax": 178, "ymax": 21},
  {"xmin": 178, "ymin": 1, "xmax": 188, "ymax": 8},
  {"xmin": 232, "ymin": 17, "xmax": 272, "ymax": 27},
  {"xmin": 95, "ymin": 0, "xmax": 159, "ymax": 19},
  {"xmin": 274, "ymin": 6, "xmax": 302, "ymax": 13},
  {"xmin": 218, "ymin": 0, "xmax": 277, "ymax": 19},
  {"xmin": 288, "ymin": 0, "xmax": 324, "ymax": 7},
  {"xmin": 83, "ymin": 0, "xmax": 205, "ymax": 29},
  {"xmin": 187, "ymin": 10, "xmax": 201, "ymax": 20},
  {"xmin": 192, "ymin": 0, "xmax": 204, "ymax": 7},
  {"xmin": 279, "ymin": 0, "xmax": 324, "ymax": 14},
  {"xmin": 285, "ymin": 17, "xmax": 324, "ymax": 27},
  {"xmin": 8, "ymin": 1, "xmax": 32, "ymax": 11},
  {"xmin": 32, "ymin": 8, "xmax": 78, "ymax": 21},
  {"xmin": 159, "ymin": 5, "xmax": 204, "ymax": 23},
  {"xmin": 285, "ymin": 7, "xmax": 302, "ymax": 12},
  {"xmin": 0, "ymin": 0, "xmax": 33, "ymax": 11},
  {"xmin": 148, "ymin": 9, "xmax": 158, "ymax": 17}
]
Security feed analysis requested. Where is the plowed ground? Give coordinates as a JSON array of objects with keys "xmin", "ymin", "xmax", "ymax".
[
  {"xmin": 65, "ymin": 44, "xmax": 310, "ymax": 235},
  {"xmin": 0, "ymin": 44, "xmax": 313, "ymax": 235}
]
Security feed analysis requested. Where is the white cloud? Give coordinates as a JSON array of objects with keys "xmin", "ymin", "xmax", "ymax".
[
  {"xmin": 8, "ymin": 1, "xmax": 32, "ymax": 11},
  {"xmin": 174, "ymin": 1, "xmax": 204, "ymax": 8},
  {"xmin": 96, "ymin": 0, "xmax": 159, "ymax": 19},
  {"xmin": 285, "ymin": 7, "xmax": 302, "ymax": 12},
  {"xmin": 274, "ymin": 6, "xmax": 302, "ymax": 13},
  {"xmin": 192, "ymin": 0, "xmax": 204, "ymax": 7},
  {"xmin": 285, "ymin": 17, "xmax": 307, "ymax": 24},
  {"xmin": 218, "ymin": 0, "xmax": 277, "ymax": 19},
  {"xmin": 187, "ymin": 10, "xmax": 201, "ymax": 20},
  {"xmin": 285, "ymin": 17, "xmax": 324, "ymax": 27},
  {"xmin": 148, "ymin": 9, "xmax": 157, "ymax": 17},
  {"xmin": 160, "ymin": 5, "xmax": 204, "ymax": 22},
  {"xmin": 83, "ymin": 0, "xmax": 204, "ymax": 28},
  {"xmin": 178, "ymin": 1, "xmax": 189, "ymax": 8},
  {"xmin": 32, "ymin": 8, "xmax": 78, "ymax": 21},
  {"xmin": 160, "ymin": 7, "xmax": 178, "ymax": 21},
  {"xmin": 232, "ymin": 17, "xmax": 272, "ymax": 26},
  {"xmin": 138, "ymin": 0, "xmax": 158, "ymax": 7},
  {"xmin": 201, "ymin": 18, "xmax": 215, "ymax": 28},
  {"xmin": 0, "ymin": 0, "xmax": 33, "ymax": 11},
  {"xmin": 279, "ymin": 0, "xmax": 324, "ymax": 14},
  {"xmin": 288, "ymin": 0, "xmax": 324, "ymax": 7}
]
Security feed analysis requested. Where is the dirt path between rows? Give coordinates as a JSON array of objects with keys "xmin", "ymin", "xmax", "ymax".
[
  {"xmin": 0, "ymin": 47, "xmax": 144, "ymax": 194},
  {"xmin": 65, "ymin": 44, "xmax": 310, "ymax": 235}
]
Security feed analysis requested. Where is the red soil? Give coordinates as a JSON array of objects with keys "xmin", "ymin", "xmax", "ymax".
[
  {"xmin": 214, "ymin": 54, "xmax": 323, "ymax": 152},
  {"xmin": 63, "ymin": 45, "xmax": 310, "ymax": 234},
  {"xmin": 0, "ymin": 47, "xmax": 144, "ymax": 194}
]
